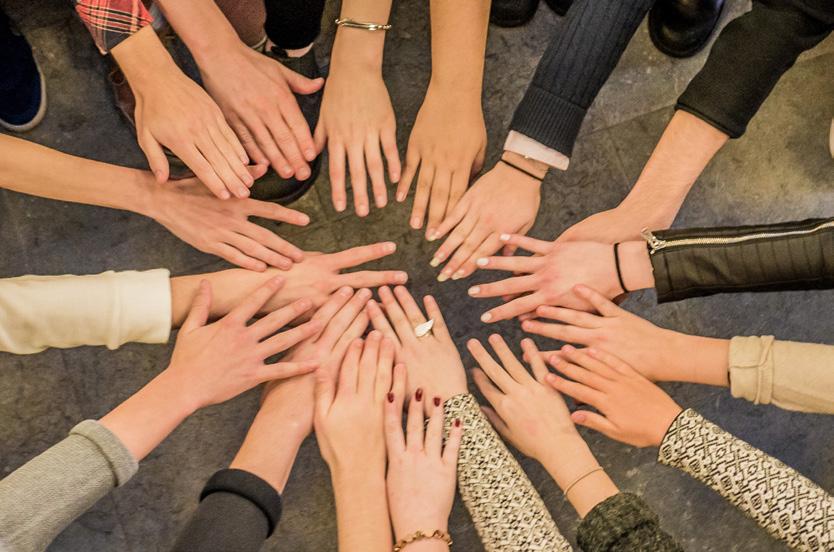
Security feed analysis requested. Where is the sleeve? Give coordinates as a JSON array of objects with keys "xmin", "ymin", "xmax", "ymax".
[
  {"xmin": 443, "ymin": 393, "xmax": 572, "ymax": 552},
  {"xmin": 72, "ymin": 0, "xmax": 154, "ymax": 54},
  {"xmin": 171, "ymin": 469, "xmax": 283, "ymax": 552},
  {"xmin": 646, "ymin": 217, "xmax": 834, "ymax": 303},
  {"xmin": 508, "ymin": 0, "xmax": 652, "ymax": 157},
  {"xmin": 658, "ymin": 409, "xmax": 834, "ymax": 552},
  {"xmin": 577, "ymin": 492, "xmax": 682, "ymax": 552},
  {"xmin": 676, "ymin": 0, "xmax": 833, "ymax": 138},
  {"xmin": 729, "ymin": 336, "xmax": 834, "ymax": 414},
  {"xmin": 0, "ymin": 269, "xmax": 172, "ymax": 354},
  {"xmin": 0, "ymin": 420, "xmax": 138, "ymax": 552}
]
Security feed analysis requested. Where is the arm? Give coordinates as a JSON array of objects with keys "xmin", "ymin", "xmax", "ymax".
[
  {"xmin": 659, "ymin": 409, "xmax": 834, "ymax": 552},
  {"xmin": 72, "ymin": 0, "xmax": 152, "ymax": 54}
]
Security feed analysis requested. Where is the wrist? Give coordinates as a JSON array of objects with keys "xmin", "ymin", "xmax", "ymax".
[
  {"xmin": 540, "ymin": 435, "xmax": 598, "ymax": 491},
  {"xmin": 662, "ymin": 332, "xmax": 730, "ymax": 387},
  {"xmin": 427, "ymin": 75, "xmax": 482, "ymax": 100},
  {"xmin": 111, "ymin": 26, "xmax": 178, "ymax": 92},
  {"xmin": 155, "ymin": 365, "xmax": 203, "ymax": 418},
  {"xmin": 618, "ymin": 241, "xmax": 654, "ymax": 291},
  {"xmin": 501, "ymin": 150, "xmax": 548, "ymax": 180},
  {"xmin": 130, "ymin": 170, "xmax": 163, "ymax": 219},
  {"xmin": 230, "ymin": 418, "xmax": 305, "ymax": 493},
  {"xmin": 331, "ymin": 31, "xmax": 385, "ymax": 73}
]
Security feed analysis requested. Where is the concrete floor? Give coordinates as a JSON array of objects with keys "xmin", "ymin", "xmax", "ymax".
[{"xmin": 1, "ymin": 1, "xmax": 833, "ymax": 551}]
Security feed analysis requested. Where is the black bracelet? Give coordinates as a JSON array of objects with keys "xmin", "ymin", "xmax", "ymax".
[
  {"xmin": 499, "ymin": 158, "xmax": 544, "ymax": 182},
  {"xmin": 613, "ymin": 243, "xmax": 628, "ymax": 294}
]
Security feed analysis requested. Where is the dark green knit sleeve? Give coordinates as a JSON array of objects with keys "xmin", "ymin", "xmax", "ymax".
[{"xmin": 577, "ymin": 492, "xmax": 682, "ymax": 552}]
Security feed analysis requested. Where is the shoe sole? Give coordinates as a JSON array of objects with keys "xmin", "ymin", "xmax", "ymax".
[{"xmin": 0, "ymin": 65, "xmax": 47, "ymax": 132}]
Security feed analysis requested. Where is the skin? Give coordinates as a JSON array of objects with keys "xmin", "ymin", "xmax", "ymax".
[
  {"xmin": 470, "ymin": 336, "xmax": 618, "ymax": 518},
  {"xmin": 99, "ymin": 277, "xmax": 321, "ymax": 461},
  {"xmin": 524, "ymin": 285, "xmax": 730, "ymax": 387},
  {"xmin": 157, "ymin": 0, "xmax": 323, "ymax": 179},
  {"xmin": 385, "ymin": 368, "xmax": 462, "ymax": 552},
  {"xmin": 314, "ymin": 335, "xmax": 395, "ymax": 552},
  {"xmin": 315, "ymin": 0, "xmax": 400, "ymax": 217},
  {"xmin": 0, "ymin": 134, "xmax": 309, "ymax": 271},
  {"xmin": 398, "ymin": 0, "xmax": 489, "ymax": 238},
  {"xmin": 366, "ymin": 286, "xmax": 468, "ymax": 402},
  {"xmin": 111, "ymin": 26, "xmax": 251, "ymax": 200}
]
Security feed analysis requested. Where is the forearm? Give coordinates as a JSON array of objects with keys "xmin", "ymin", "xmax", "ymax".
[
  {"xmin": 428, "ymin": 0, "xmax": 489, "ymax": 95},
  {"xmin": 0, "ymin": 134, "xmax": 155, "ymax": 216},
  {"xmin": 111, "ymin": 25, "xmax": 179, "ymax": 92},
  {"xmin": 541, "ymin": 436, "xmax": 618, "ymax": 519},
  {"xmin": 332, "ymin": 471, "xmax": 391, "ymax": 552},
  {"xmin": 332, "ymin": 0, "xmax": 393, "ymax": 71},
  {"xmin": 154, "ymin": 0, "xmax": 243, "ymax": 66},
  {"xmin": 170, "ymin": 269, "xmax": 277, "ymax": 327},
  {"xmin": 658, "ymin": 333, "xmax": 730, "ymax": 387}
]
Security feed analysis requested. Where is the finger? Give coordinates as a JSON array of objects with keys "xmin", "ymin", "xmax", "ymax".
[
  {"xmin": 317, "ymin": 288, "xmax": 373, "ymax": 349},
  {"xmin": 410, "ymin": 163, "xmax": 433, "ymax": 230},
  {"xmin": 328, "ymin": 141, "xmax": 347, "ymax": 212},
  {"xmin": 521, "ymin": 338, "xmax": 549, "ymax": 383},
  {"xmin": 359, "ymin": 330, "xmax": 382, "ymax": 395},
  {"xmin": 384, "ymin": 362, "xmax": 408, "ymax": 455},
  {"xmin": 425, "ymin": 395, "xmax": 444, "ymax": 458},
  {"xmin": 586, "ymin": 347, "xmax": 636, "ymax": 377},
  {"xmin": 393, "ymin": 285, "xmax": 428, "ymax": 327},
  {"xmin": 259, "ymin": 318, "xmax": 323, "ymax": 357},
  {"xmin": 502, "ymin": 244, "xmax": 518, "ymax": 257},
  {"xmin": 309, "ymin": 286, "xmax": 354, "ymax": 336},
  {"xmin": 314, "ymin": 358, "xmax": 337, "ymax": 419},
  {"xmin": 442, "ymin": 415, "xmax": 463, "ymax": 467},
  {"xmin": 366, "ymin": 299, "xmax": 399, "ymax": 346},
  {"xmin": 213, "ymin": 242, "xmax": 267, "ymax": 271},
  {"xmin": 426, "ymin": 169, "xmax": 451, "ymax": 240},
  {"xmin": 177, "ymin": 145, "xmax": 230, "ymax": 199},
  {"xmin": 347, "ymin": 144, "xmax": 369, "ymax": 217},
  {"xmin": 229, "ymin": 114, "xmax": 267, "ymax": 166},
  {"xmin": 377, "ymin": 286, "xmax": 414, "ymax": 342},
  {"xmin": 326, "ymin": 241, "xmax": 397, "ymax": 269},
  {"xmin": 536, "ymin": 306, "xmax": 601, "ymax": 329},
  {"xmin": 237, "ymin": 223, "xmax": 305, "ymax": 266},
  {"xmin": 227, "ymin": 276, "xmax": 285, "ymax": 324},
  {"xmin": 339, "ymin": 338, "xmax": 364, "ymax": 395},
  {"xmin": 242, "ymin": 114, "xmax": 293, "ymax": 177},
  {"xmin": 571, "ymin": 410, "xmax": 619, "ymax": 439},
  {"xmin": 365, "ymin": 134, "xmax": 388, "ymax": 208},
  {"xmin": 180, "ymin": 280, "xmax": 212, "ymax": 332},
  {"xmin": 480, "ymin": 293, "xmax": 544, "ymax": 324},
  {"xmin": 521, "ymin": 319, "xmax": 593, "ymax": 345},
  {"xmin": 214, "ymin": 112, "xmax": 249, "ymax": 165},
  {"xmin": 474, "ymin": 255, "xmax": 544, "ymax": 274},
  {"xmin": 138, "ymin": 133, "xmax": 170, "ymax": 184},
  {"xmin": 422, "ymin": 295, "xmax": 452, "ymax": 342},
  {"xmin": 487, "ymin": 334, "xmax": 530, "ymax": 384},
  {"xmin": 498, "ymin": 233, "xmax": 554, "ymax": 255},
  {"xmin": 226, "ymin": 230, "xmax": 293, "ymax": 270},
  {"xmin": 397, "ymin": 146, "xmax": 420, "ymax": 202},
  {"xmin": 430, "ymin": 212, "xmax": 477, "ymax": 276},
  {"xmin": 280, "ymin": 64, "xmax": 325, "ymax": 95},
  {"xmin": 560, "ymin": 345, "xmax": 618, "ymax": 380},
  {"xmin": 381, "ymin": 124, "xmax": 401, "ymax": 184},
  {"xmin": 471, "ymin": 368, "xmax": 503, "ymax": 408},
  {"xmin": 546, "ymin": 371, "xmax": 606, "ymax": 407},
  {"xmin": 313, "ymin": 120, "xmax": 327, "ymax": 155},
  {"xmin": 441, "ymin": 226, "xmax": 492, "ymax": 281},
  {"xmin": 258, "ymin": 359, "xmax": 318, "ymax": 382},
  {"xmin": 247, "ymin": 200, "xmax": 311, "ymax": 228},
  {"xmin": 447, "ymin": 169, "xmax": 469, "ymax": 219},
  {"xmin": 453, "ymin": 233, "xmax": 504, "ymax": 280},
  {"xmin": 467, "ymin": 339, "xmax": 515, "ymax": 393},
  {"xmin": 433, "ymin": 190, "xmax": 470, "ymax": 241},
  {"xmin": 208, "ymin": 125, "xmax": 253, "ymax": 195},
  {"xmin": 274, "ymin": 80, "xmax": 317, "ymax": 161},
  {"xmin": 405, "ymin": 386, "xmax": 425, "ymax": 451},
  {"xmin": 468, "ymin": 275, "xmax": 539, "ymax": 299},
  {"xmin": 196, "ymin": 137, "xmax": 249, "ymax": 199},
  {"xmin": 574, "ymin": 284, "xmax": 623, "ymax": 317},
  {"xmin": 336, "ymin": 270, "xmax": 409, "ymax": 290},
  {"xmin": 265, "ymin": 111, "xmax": 309, "ymax": 179},
  {"xmin": 375, "ymin": 336, "xmax": 395, "ymax": 400},
  {"xmin": 251, "ymin": 297, "xmax": 314, "ymax": 340}
]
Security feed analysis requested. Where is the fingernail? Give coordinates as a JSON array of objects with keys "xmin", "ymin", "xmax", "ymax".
[
  {"xmin": 299, "ymin": 168, "xmax": 311, "ymax": 180},
  {"xmin": 396, "ymin": 192, "xmax": 406, "ymax": 202},
  {"xmin": 298, "ymin": 214, "xmax": 310, "ymax": 225},
  {"xmin": 385, "ymin": 242, "xmax": 396, "ymax": 253},
  {"xmin": 339, "ymin": 286, "xmax": 352, "ymax": 296},
  {"xmin": 427, "ymin": 230, "xmax": 438, "ymax": 241},
  {"xmin": 415, "ymin": 388, "xmax": 423, "ymax": 401},
  {"xmin": 429, "ymin": 257, "xmax": 441, "ymax": 268},
  {"xmin": 410, "ymin": 216, "xmax": 421, "ymax": 229},
  {"xmin": 433, "ymin": 396, "xmax": 441, "ymax": 407},
  {"xmin": 305, "ymin": 148, "xmax": 316, "ymax": 160},
  {"xmin": 452, "ymin": 270, "xmax": 465, "ymax": 280},
  {"xmin": 500, "ymin": 233, "xmax": 510, "ymax": 241},
  {"xmin": 358, "ymin": 205, "xmax": 369, "ymax": 217},
  {"xmin": 454, "ymin": 418, "xmax": 461, "ymax": 428},
  {"xmin": 358, "ymin": 288, "xmax": 371, "ymax": 298},
  {"xmin": 468, "ymin": 286, "xmax": 480, "ymax": 296},
  {"xmin": 221, "ymin": 190, "xmax": 231, "ymax": 200},
  {"xmin": 437, "ymin": 272, "xmax": 450, "ymax": 282},
  {"xmin": 481, "ymin": 312, "xmax": 493, "ymax": 323},
  {"xmin": 476, "ymin": 258, "xmax": 488, "ymax": 267},
  {"xmin": 387, "ymin": 392, "xmax": 394, "ymax": 403},
  {"xmin": 396, "ymin": 272, "xmax": 408, "ymax": 283},
  {"xmin": 376, "ymin": 195, "xmax": 387, "ymax": 207},
  {"xmin": 562, "ymin": 344, "xmax": 575, "ymax": 352},
  {"xmin": 335, "ymin": 200, "xmax": 346, "ymax": 212}
]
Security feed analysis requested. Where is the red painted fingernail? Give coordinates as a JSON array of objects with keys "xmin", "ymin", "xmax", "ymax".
[
  {"xmin": 415, "ymin": 388, "xmax": 423, "ymax": 401},
  {"xmin": 387, "ymin": 392, "xmax": 394, "ymax": 403},
  {"xmin": 454, "ymin": 418, "xmax": 461, "ymax": 427},
  {"xmin": 433, "ymin": 396, "xmax": 441, "ymax": 407}
]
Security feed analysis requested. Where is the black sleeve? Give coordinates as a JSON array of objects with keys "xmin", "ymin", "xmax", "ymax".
[
  {"xmin": 676, "ymin": 0, "xmax": 833, "ymax": 138},
  {"xmin": 508, "ymin": 0, "xmax": 653, "ymax": 157},
  {"xmin": 171, "ymin": 469, "xmax": 283, "ymax": 552},
  {"xmin": 648, "ymin": 217, "xmax": 834, "ymax": 303},
  {"xmin": 577, "ymin": 493, "xmax": 682, "ymax": 552}
]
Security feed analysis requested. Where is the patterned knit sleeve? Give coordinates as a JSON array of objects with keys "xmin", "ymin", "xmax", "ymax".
[
  {"xmin": 658, "ymin": 409, "xmax": 834, "ymax": 552},
  {"xmin": 443, "ymin": 393, "xmax": 572, "ymax": 552},
  {"xmin": 72, "ymin": 0, "xmax": 154, "ymax": 54}
]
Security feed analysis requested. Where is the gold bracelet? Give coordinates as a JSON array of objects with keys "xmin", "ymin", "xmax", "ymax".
[
  {"xmin": 335, "ymin": 17, "xmax": 392, "ymax": 31},
  {"xmin": 393, "ymin": 529, "xmax": 453, "ymax": 551},
  {"xmin": 563, "ymin": 466, "xmax": 605, "ymax": 496}
]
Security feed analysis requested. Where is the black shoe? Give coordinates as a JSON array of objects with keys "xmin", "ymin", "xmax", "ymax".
[
  {"xmin": 490, "ymin": 0, "xmax": 539, "ymax": 28},
  {"xmin": 543, "ymin": 0, "xmax": 572, "ymax": 16},
  {"xmin": 648, "ymin": 0, "xmax": 725, "ymax": 59},
  {"xmin": 249, "ymin": 46, "xmax": 323, "ymax": 205},
  {"xmin": 0, "ymin": 9, "xmax": 46, "ymax": 131}
]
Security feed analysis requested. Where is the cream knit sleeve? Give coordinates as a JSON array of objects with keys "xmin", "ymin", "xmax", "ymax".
[
  {"xmin": 658, "ymin": 409, "xmax": 834, "ymax": 552},
  {"xmin": 443, "ymin": 393, "xmax": 572, "ymax": 552}
]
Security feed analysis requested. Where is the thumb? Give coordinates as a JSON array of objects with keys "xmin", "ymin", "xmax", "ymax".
[
  {"xmin": 139, "ymin": 133, "xmax": 170, "ymax": 184},
  {"xmin": 571, "ymin": 410, "xmax": 617, "ymax": 439},
  {"xmin": 313, "ymin": 363, "xmax": 338, "ymax": 423},
  {"xmin": 181, "ymin": 280, "xmax": 213, "ymax": 333},
  {"xmin": 313, "ymin": 121, "xmax": 326, "ymax": 154},
  {"xmin": 281, "ymin": 66, "xmax": 325, "ymax": 95}
]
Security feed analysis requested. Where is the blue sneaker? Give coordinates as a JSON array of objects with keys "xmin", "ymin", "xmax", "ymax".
[{"xmin": 0, "ymin": 9, "xmax": 47, "ymax": 132}]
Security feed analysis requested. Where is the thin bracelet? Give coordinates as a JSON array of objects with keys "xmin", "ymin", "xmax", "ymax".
[
  {"xmin": 335, "ymin": 17, "xmax": 392, "ymax": 31},
  {"xmin": 393, "ymin": 529, "xmax": 453, "ymax": 551},
  {"xmin": 613, "ymin": 243, "xmax": 628, "ymax": 294},
  {"xmin": 499, "ymin": 158, "xmax": 544, "ymax": 182},
  {"xmin": 564, "ymin": 466, "xmax": 605, "ymax": 497}
]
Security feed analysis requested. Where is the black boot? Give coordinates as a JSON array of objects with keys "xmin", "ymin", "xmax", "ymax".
[
  {"xmin": 543, "ymin": 0, "xmax": 572, "ymax": 17},
  {"xmin": 249, "ymin": 46, "xmax": 323, "ymax": 205},
  {"xmin": 0, "ymin": 8, "xmax": 47, "ymax": 131},
  {"xmin": 648, "ymin": 0, "xmax": 725, "ymax": 59},
  {"xmin": 490, "ymin": 0, "xmax": 539, "ymax": 28}
]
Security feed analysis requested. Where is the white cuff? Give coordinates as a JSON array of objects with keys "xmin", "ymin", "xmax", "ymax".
[{"xmin": 504, "ymin": 131, "xmax": 570, "ymax": 171}]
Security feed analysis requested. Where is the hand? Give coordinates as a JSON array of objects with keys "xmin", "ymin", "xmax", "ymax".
[
  {"xmin": 314, "ymin": 332, "xmax": 395, "ymax": 473},
  {"xmin": 165, "ymin": 276, "xmax": 321, "ymax": 412},
  {"xmin": 557, "ymin": 205, "xmax": 649, "ymax": 244},
  {"xmin": 526, "ymin": 285, "xmax": 730, "ymax": 387},
  {"xmin": 385, "ymin": 366, "xmax": 462, "ymax": 543},
  {"xmin": 398, "ymin": 83, "xmax": 486, "ymax": 237},
  {"xmin": 367, "ymin": 286, "xmax": 467, "ymax": 402},
  {"xmin": 428, "ymin": 160, "xmax": 542, "ymax": 282},
  {"xmin": 149, "ymin": 165, "xmax": 309, "ymax": 270},
  {"xmin": 198, "ymin": 43, "xmax": 323, "ymax": 180},
  {"xmin": 547, "ymin": 346, "xmax": 683, "ymax": 448},
  {"xmin": 315, "ymin": 60, "xmax": 400, "ymax": 217},
  {"xmin": 114, "ymin": 27, "xmax": 252, "ymax": 200}
]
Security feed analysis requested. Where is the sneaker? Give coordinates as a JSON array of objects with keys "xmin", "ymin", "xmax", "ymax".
[
  {"xmin": 0, "ymin": 9, "xmax": 47, "ymax": 132},
  {"xmin": 249, "ymin": 46, "xmax": 323, "ymax": 205}
]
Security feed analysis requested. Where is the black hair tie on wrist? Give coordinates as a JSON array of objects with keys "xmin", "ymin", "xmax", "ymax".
[
  {"xmin": 499, "ymin": 158, "xmax": 544, "ymax": 182},
  {"xmin": 613, "ymin": 243, "xmax": 628, "ymax": 294}
]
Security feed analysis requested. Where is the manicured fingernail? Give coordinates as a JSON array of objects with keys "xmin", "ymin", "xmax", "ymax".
[
  {"xmin": 387, "ymin": 392, "xmax": 394, "ymax": 403},
  {"xmin": 415, "ymin": 388, "xmax": 423, "ymax": 401},
  {"xmin": 384, "ymin": 242, "xmax": 396, "ymax": 253},
  {"xmin": 220, "ymin": 190, "xmax": 231, "ymax": 200},
  {"xmin": 500, "ymin": 233, "xmax": 510, "ymax": 241},
  {"xmin": 452, "ymin": 270, "xmax": 465, "ymax": 280},
  {"xmin": 468, "ymin": 286, "xmax": 480, "ymax": 296},
  {"xmin": 335, "ymin": 200, "xmax": 346, "ymax": 212},
  {"xmin": 410, "ymin": 216, "xmax": 421, "ymax": 229},
  {"xmin": 433, "ymin": 396, "xmax": 441, "ymax": 407},
  {"xmin": 481, "ymin": 312, "xmax": 493, "ymax": 323},
  {"xmin": 454, "ymin": 418, "xmax": 461, "ymax": 428},
  {"xmin": 437, "ymin": 272, "xmax": 450, "ymax": 282},
  {"xmin": 429, "ymin": 257, "xmax": 441, "ymax": 268},
  {"xmin": 476, "ymin": 258, "xmax": 488, "ymax": 267},
  {"xmin": 305, "ymin": 148, "xmax": 316, "ymax": 160},
  {"xmin": 427, "ymin": 230, "xmax": 438, "ymax": 241},
  {"xmin": 396, "ymin": 272, "xmax": 408, "ymax": 283}
]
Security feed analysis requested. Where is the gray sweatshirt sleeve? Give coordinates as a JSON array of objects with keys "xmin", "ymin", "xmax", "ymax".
[{"xmin": 0, "ymin": 420, "xmax": 138, "ymax": 552}]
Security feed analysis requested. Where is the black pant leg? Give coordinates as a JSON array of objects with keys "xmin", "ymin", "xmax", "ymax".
[{"xmin": 263, "ymin": 0, "xmax": 327, "ymax": 50}]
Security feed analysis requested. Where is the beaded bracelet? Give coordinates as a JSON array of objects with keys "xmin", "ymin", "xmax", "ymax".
[{"xmin": 393, "ymin": 529, "xmax": 453, "ymax": 551}]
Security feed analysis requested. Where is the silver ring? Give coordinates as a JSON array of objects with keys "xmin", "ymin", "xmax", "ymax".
[{"xmin": 414, "ymin": 319, "xmax": 435, "ymax": 338}]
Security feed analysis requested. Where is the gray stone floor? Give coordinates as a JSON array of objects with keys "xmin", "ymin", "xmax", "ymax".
[{"xmin": 1, "ymin": 1, "xmax": 833, "ymax": 551}]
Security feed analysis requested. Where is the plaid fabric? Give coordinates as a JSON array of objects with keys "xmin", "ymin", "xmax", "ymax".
[{"xmin": 74, "ymin": 0, "xmax": 153, "ymax": 54}]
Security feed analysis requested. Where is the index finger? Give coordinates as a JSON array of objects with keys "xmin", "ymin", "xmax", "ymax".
[
  {"xmin": 326, "ymin": 242, "xmax": 397, "ymax": 269},
  {"xmin": 226, "ymin": 276, "xmax": 285, "ymax": 324}
]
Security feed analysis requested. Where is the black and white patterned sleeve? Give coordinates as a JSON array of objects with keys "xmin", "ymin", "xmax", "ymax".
[
  {"xmin": 658, "ymin": 409, "xmax": 834, "ymax": 552},
  {"xmin": 443, "ymin": 393, "xmax": 572, "ymax": 552}
]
